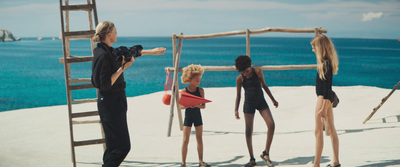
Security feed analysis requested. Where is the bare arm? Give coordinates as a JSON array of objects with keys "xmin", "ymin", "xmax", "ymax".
[
  {"xmin": 256, "ymin": 68, "xmax": 279, "ymax": 108},
  {"xmin": 179, "ymin": 89, "xmax": 187, "ymax": 109},
  {"xmin": 192, "ymin": 88, "xmax": 206, "ymax": 109},
  {"xmin": 235, "ymin": 75, "xmax": 243, "ymax": 119},
  {"xmin": 111, "ymin": 56, "xmax": 135, "ymax": 85},
  {"xmin": 317, "ymin": 99, "xmax": 331, "ymax": 123},
  {"xmin": 141, "ymin": 47, "xmax": 166, "ymax": 56}
]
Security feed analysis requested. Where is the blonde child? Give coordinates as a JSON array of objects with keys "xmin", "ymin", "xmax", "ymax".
[
  {"xmin": 311, "ymin": 35, "xmax": 340, "ymax": 167},
  {"xmin": 180, "ymin": 64, "xmax": 211, "ymax": 167}
]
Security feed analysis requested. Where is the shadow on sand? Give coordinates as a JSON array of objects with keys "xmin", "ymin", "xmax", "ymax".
[
  {"xmin": 368, "ymin": 114, "xmax": 400, "ymax": 124},
  {"xmin": 79, "ymin": 155, "xmax": 243, "ymax": 167},
  {"xmin": 357, "ymin": 159, "xmax": 400, "ymax": 167},
  {"xmin": 79, "ymin": 155, "xmax": 333, "ymax": 166},
  {"xmin": 275, "ymin": 156, "xmax": 330, "ymax": 166},
  {"xmin": 201, "ymin": 124, "xmax": 400, "ymax": 137}
]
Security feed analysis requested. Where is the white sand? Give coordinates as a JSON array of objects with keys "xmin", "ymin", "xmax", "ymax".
[{"xmin": 1, "ymin": 86, "xmax": 399, "ymax": 167}]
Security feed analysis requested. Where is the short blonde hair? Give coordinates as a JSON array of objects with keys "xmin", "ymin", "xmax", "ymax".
[
  {"xmin": 181, "ymin": 64, "xmax": 204, "ymax": 84},
  {"xmin": 92, "ymin": 21, "xmax": 115, "ymax": 42}
]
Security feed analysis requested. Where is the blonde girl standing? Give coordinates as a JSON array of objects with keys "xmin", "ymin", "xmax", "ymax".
[{"xmin": 311, "ymin": 35, "xmax": 340, "ymax": 167}]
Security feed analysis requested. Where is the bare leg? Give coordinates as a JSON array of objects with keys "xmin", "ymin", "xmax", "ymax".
[
  {"xmin": 244, "ymin": 113, "xmax": 255, "ymax": 159},
  {"xmin": 314, "ymin": 96, "xmax": 324, "ymax": 167},
  {"xmin": 182, "ymin": 126, "xmax": 191, "ymax": 165},
  {"xmin": 260, "ymin": 108, "xmax": 275, "ymax": 153},
  {"xmin": 195, "ymin": 125, "xmax": 204, "ymax": 163},
  {"xmin": 259, "ymin": 108, "xmax": 275, "ymax": 160},
  {"xmin": 326, "ymin": 105, "xmax": 340, "ymax": 166}
]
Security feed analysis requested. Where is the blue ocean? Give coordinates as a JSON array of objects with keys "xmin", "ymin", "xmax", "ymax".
[{"xmin": 0, "ymin": 37, "xmax": 399, "ymax": 112}]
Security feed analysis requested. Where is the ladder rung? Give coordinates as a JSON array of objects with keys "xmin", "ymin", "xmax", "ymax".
[
  {"xmin": 72, "ymin": 120, "xmax": 100, "ymax": 124},
  {"xmin": 69, "ymin": 84, "xmax": 95, "ymax": 91},
  {"xmin": 63, "ymin": 30, "xmax": 95, "ymax": 39},
  {"xmin": 72, "ymin": 111, "xmax": 99, "ymax": 118},
  {"xmin": 61, "ymin": 4, "xmax": 95, "ymax": 11},
  {"xmin": 60, "ymin": 56, "xmax": 93, "ymax": 64},
  {"xmin": 74, "ymin": 138, "xmax": 105, "ymax": 147},
  {"xmin": 72, "ymin": 98, "xmax": 97, "ymax": 104},
  {"xmin": 70, "ymin": 78, "xmax": 91, "ymax": 84}
]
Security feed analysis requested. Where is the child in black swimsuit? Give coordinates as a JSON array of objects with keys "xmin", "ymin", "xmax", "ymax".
[
  {"xmin": 311, "ymin": 34, "xmax": 340, "ymax": 167},
  {"xmin": 180, "ymin": 64, "xmax": 211, "ymax": 167},
  {"xmin": 234, "ymin": 55, "xmax": 279, "ymax": 167}
]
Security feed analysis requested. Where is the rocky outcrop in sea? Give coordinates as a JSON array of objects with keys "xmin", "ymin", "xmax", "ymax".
[{"xmin": 0, "ymin": 29, "xmax": 20, "ymax": 42}]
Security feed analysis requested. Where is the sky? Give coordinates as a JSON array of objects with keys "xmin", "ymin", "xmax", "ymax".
[{"xmin": 1, "ymin": 0, "xmax": 399, "ymax": 39}]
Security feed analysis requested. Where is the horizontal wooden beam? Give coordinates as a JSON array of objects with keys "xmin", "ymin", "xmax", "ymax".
[
  {"xmin": 165, "ymin": 64, "xmax": 317, "ymax": 72},
  {"xmin": 69, "ymin": 78, "xmax": 91, "ymax": 84},
  {"xmin": 71, "ymin": 98, "xmax": 97, "ymax": 104},
  {"xmin": 72, "ymin": 120, "xmax": 101, "ymax": 124},
  {"xmin": 63, "ymin": 30, "xmax": 95, "ymax": 39},
  {"xmin": 71, "ymin": 111, "xmax": 98, "ymax": 118},
  {"xmin": 61, "ymin": 4, "xmax": 94, "ymax": 11},
  {"xmin": 69, "ymin": 84, "xmax": 94, "ymax": 91},
  {"xmin": 59, "ymin": 56, "xmax": 93, "ymax": 64},
  {"xmin": 73, "ymin": 138, "xmax": 105, "ymax": 147},
  {"xmin": 175, "ymin": 27, "xmax": 327, "ymax": 40}
]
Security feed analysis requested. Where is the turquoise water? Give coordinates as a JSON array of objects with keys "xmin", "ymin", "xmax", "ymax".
[{"xmin": 0, "ymin": 37, "xmax": 399, "ymax": 112}]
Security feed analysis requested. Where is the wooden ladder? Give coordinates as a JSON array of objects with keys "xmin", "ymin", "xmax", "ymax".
[{"xmin": 58, "ymin": 0, "xmax": 104, "ymax": 166}]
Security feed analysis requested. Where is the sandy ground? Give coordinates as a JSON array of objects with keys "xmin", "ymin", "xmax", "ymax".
[{"xmin": 0, "ymin": 86, "xmax": 399, "ymax": 167}]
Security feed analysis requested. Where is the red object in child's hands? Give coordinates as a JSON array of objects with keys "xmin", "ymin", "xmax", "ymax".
[
  {"xmin": 162, "ymin": 94, "xmax": 171, "ymax": 105},
  {"xmin": 178, "ymin": 91, "xmax": 212, "ymax": 108}
]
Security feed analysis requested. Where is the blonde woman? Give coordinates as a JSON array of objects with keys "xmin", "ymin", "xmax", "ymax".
[
  {"xmin": 180, "ymin": 65, "xmax": 211, "ymax": 167},
  {"xmin": 311, "ymin": 35, "xmax": 340, "ymax": 167},
  {"xmin": 91, "ymin": 21, "xmax": 165, "ymax": 167}
]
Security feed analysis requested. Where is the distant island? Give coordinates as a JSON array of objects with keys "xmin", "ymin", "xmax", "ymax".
[{"xmin": 0, "ymin": 29, "xmax": 21, "ymax": 41}]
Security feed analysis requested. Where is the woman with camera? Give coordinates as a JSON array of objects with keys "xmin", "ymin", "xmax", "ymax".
[{"xmin": 91, "ymin": 21, "xmax": 166, "ymax": 167}]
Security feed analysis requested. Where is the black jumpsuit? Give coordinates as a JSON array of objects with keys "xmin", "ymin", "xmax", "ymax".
[
  {"xmin": 315, "ymin": 60, "xmax": 334, "ymax": 103},
  {"xmin": 183, "ymin": 87, "xmax": 203, "ymax": 127},
  {"xmin": 241, "ymin": 68, "xmax": 269, "ymax": 114},
  {"xmin": 91, "ymin": 42, "xmax": 130, "ymax": 167}
]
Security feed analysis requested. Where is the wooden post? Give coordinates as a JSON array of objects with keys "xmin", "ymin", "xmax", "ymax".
[
  {"xmin": 174, "ymin": 33, "xmax": 184, "ymax": 131},
  {"xmin": 167, "ymin": 34, "xmax": 183, "ymax": 137},
  {"xmin": 314, "ymin": 27, "xmax": 321, "ymax": 37},
  {"xmin": 363, "ymin": 81, "xmax": 400, "ymax": 124},
  {"xmin": 246, "ymin": 29, "xmax": 250, "ymax": 57},
  {"xmin": 172, "ymin": 34, "xmax": 177, "ymax": 66},
  {"xmin": 175, "ymin": 34, "xmax": 184, "ymax": 131}
]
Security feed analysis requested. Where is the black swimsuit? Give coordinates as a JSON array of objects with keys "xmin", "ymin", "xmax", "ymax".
[
  {"xmin": 242, "ymin": 68, "xmax": 269, "ymax": 114},
  {"xmin": 183, "ymin": 87, "xmax": 203, "ymax": 127},
  {"xmin": 316, "ymin": 60, "xmax": 334, "ymax": 103}
]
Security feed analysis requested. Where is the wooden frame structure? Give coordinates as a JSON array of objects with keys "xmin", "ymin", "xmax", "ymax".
[
  {"xmin": 59, "ymin": 0, "xmax": 105, "ymax": 166},
  {"xmin": 166, "ymin": 27, "xmax": 327, "ymax": 137},
  {"xmin": 363, "ymin": 81, "xmax": 400, "ymax": 124}
]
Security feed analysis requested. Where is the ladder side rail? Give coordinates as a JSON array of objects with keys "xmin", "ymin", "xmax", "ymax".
[{"xmin": 59, "ymin": 0, "xmax": 77, "ymax": 166}]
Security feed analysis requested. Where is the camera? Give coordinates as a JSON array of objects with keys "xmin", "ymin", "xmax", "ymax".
[{"xmin": 114, "ymin": 45, "xmax": 143, "ymax": 62}]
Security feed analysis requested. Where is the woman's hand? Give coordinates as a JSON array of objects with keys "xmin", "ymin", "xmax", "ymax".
[
  {"xmin": 151, "ymin": 47, "xmax": 166, "ymax": 55},
  {"xmin": 316, "ymin": 109, "xmax": 327, "ymax": 123},
  {"xmin": 121, "ymin": 56, "xmax": 135, "ymax": 70},
  {"xmin": 235, "ymin": 110, "xmax": 240, "ymax": 120}
]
